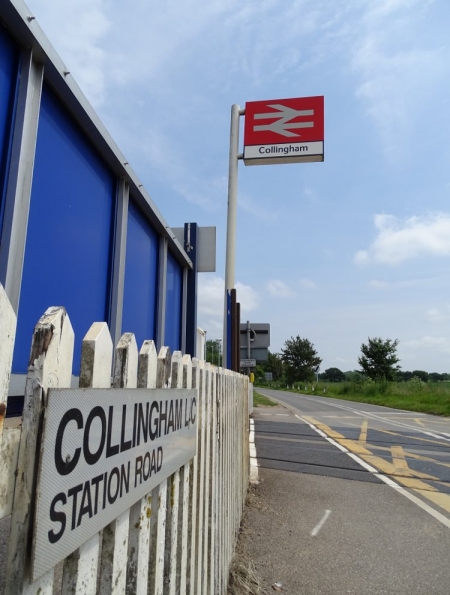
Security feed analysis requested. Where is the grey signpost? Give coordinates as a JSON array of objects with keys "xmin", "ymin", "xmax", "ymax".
[{"xmin": 223, "ymin": 97, "xmax": 324, "ymax": 369}]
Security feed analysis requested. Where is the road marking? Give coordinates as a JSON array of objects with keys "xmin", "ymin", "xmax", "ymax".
[
  {"xmin": 359, "ymin": 420, "xmax": 368, "ymax": 444},
  {"xmin": 280, "ymin": 393, "xmax": 450, "ymax": 442},
  {"xmin": 311, "ymin": 509, "xmax": 331, "ymax": 536},
  {"xmin": 257, "ymin": 390, "xmax": 450, "ymax": 519},
  {"xmin": 275, "ymin": 414, "xmax": 289, "ymax": 416},
  {"xmin": 376, "ymin": 427, "xmax": 450, "ymax": 448},
  {"xmin": 297, "ymin": 414, "xmax": 450, "ymax": 528},
  {"xmin": 391, "ymin": 446, "xmax": 409, "ymax": 472}
]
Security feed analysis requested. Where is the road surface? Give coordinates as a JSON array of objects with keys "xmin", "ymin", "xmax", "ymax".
[{"xmin": 241, "ymin": 389, "xmax": 450, "ymax": 593}]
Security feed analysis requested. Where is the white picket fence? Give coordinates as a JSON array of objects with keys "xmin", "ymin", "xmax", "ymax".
[{"xmin": 0, "ymin": 284, "xmax": 250, "ymax": 595}]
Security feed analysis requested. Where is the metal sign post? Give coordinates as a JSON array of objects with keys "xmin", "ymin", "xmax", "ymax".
[
  {"xmin": 223, "ymin": 97, "xmax": 324, "ymax": 369},
  {"xmin": 223, "ymin": 104, "xmax": 244, "ymax": 369}
]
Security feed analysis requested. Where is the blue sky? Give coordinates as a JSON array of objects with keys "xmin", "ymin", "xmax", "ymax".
[{"xmin": 26, "ymin": 0, "xmax": 450, "ymax": 372}]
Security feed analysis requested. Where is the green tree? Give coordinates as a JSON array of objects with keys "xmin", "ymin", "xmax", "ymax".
[
  {"xmin": 412, "ymin": 370, "xmax": 429, "ymax": 382},
  {"xmin": 265, "ymin": 351, "xmax": 284, "ymax": 381},
  {"xmin": 397, "ymin": 370, "xmax": 413, "ymax": 382},
  {"xmin": 205, "ymin": 339, "xmax": 222, "ymax": 366},
  {"xmin": 358, "ymin": 337, "xmax": 400, "ymax": 381},
  {"xmin": 281, "ymin": 336, "xmax": 322, "ymax": 383},
  {"xmin": 429, "ymin": 372, "xmax": 443, "ymax": 383},
  {"xmin": 323, "ymin": 367, "xmax": 346, "ymax": 382}
]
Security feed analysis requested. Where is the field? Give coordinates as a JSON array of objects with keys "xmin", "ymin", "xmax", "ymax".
[{"xmin": 257, "ymin": 380, "xmax": 450, "ymax": 416}]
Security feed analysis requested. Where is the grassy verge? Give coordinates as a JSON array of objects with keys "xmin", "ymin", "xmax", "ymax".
[
  {"xmin": 253, "ymin": 391, "xmax": 277, "ymax": 407},
  {"xmin": 281, "ymin": 381, "xmax": 450, "ymax": 416}
]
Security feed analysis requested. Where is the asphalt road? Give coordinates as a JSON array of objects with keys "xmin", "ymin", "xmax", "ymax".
[
  {"xmin": 244, "ymin": 393, "xmax": 450, "ymax": 593},
  {"xmin": 257, "ymin": 388, "xmax": 450, "ymax": 523}
]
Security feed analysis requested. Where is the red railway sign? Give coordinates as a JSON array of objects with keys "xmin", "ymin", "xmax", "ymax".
[{"xmin": 243, "ymin": 96, "xmax": 324, "ymax": 165}]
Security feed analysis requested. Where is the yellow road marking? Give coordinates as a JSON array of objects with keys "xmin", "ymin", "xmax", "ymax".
[
  {"xmin": 391, "ymin": 446, "xmax": 409, "ymax": 471},
  {"xmin": 414, "ymin": 418, "xmax": 425, "ymax": 426},
  {"xmin": 303, "ymin": 415, "xmax": 440, "ymax": 484},
  {"xmin": 359, "ymin": 420, "xmax": 368, "ymax": 444},
  {"xmin": 374, "ymin": 428, "xmax": 450, "ymax": 448},
  {"xmin": 303, "ymin": 414, "xmax": 450, "ymax": 515},
  {"xmin": 367, "ymin": 443, "xmax": 450, "ymax": 469},
  {"xmin": 413, "ymin": 490, "xmax": 450, "ymax": 514}
]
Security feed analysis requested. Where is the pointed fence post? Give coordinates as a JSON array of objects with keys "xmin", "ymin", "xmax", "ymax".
[
  {"xmin": 6, "ymin": 307, "xmax": 74, "ymax": 595},
  {"xmin": 148, "ymin": 346, "xmax": 171, "ymax": 595},
  {"xmin": 98, "ymin": 333, "xmax": 138, "ymax": 595},
  {"xmin": 126, "ymin": 339, "xmax": 158, "ymax": 595},
  {"xmin": 178, "ymin": 354, "xmax": 192, "ymax": 594},
  {"xmin": 61, "ymin": 322, "xmax": 113, "ymax": 595},
  {"xmin": 187, "ymin": 357, "xmax": 199, "ymax": 595}
]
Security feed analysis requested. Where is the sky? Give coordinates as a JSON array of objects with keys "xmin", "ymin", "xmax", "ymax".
[{"xmin": 24, "ymin": 0, "xmax": 450, "ymax": 373}]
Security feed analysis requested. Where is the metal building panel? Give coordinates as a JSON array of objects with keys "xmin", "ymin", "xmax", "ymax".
[
  {"xmin": 13, "ymin": 84, "xmax": 116, "ymax": 374},
  {"xmin": 0, "ymin": 25, "xmax": 20, "ymax": 234},
  {"xmin": 165, "ymin": 251, "xmax": 182, "ymax": 352},
  {"xmin": 122, "ymin": 200, "xmax": 159, "ymax": 350}
]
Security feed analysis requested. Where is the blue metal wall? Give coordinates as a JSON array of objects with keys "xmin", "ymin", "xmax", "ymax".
[
  {"xmin": 0, "ymin": 25, "xmax": 20, "ymax": 232},
  {"xmin": 13, "ymin": 84, "xmax": 116, "ymax": 374},
  {"xmin": 122, "ymin": 200, "xmax": 159, "ymax": 350},
  {"xmin": 165, "ymin": 250, "xmax": 182, "ymax": 352}
]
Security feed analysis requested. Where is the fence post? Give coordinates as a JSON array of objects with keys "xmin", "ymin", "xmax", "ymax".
[
  {"xmin": 178, "ymin": 354, "xmax": 192, "ymax": 594},
  {"xmin": 6, "ymin": 307, "xmax": 74, "ymax": 595},
  {"xmin": 195, "ymin": 359, "xmax": 206, "ymax": 595},
  {"xmin": 187, "ymin": 357, "xmax": 199, "ymax": 595},
  {"xmin": 127, "ymin": 339, "xmax": 158, "ymax": 595},
  {"xmin": 0, "ymin": 283, "xmax": 18, "ymax": 520},
  {"xmin": 98, "ymin": 333, "xmax": 138, "ymax": 595},
  {"xmin": 148, "ymin": 346, "xmax": 171, "ymax": 595},
  {"xmin": 61, "ymin": 322, "xmax": 113, "ymax": 595},
  {"xmin": 163, "ymin": 352, "xmax": 182, "ymax": 595},
  {"xmin": 200, "ymin": 362, "xmax": 211, "ymax": 594}
]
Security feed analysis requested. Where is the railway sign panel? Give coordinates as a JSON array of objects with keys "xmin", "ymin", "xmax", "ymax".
[{"xmin": 243, "ymin": 96, "xmax": 324, "ymax": 165}]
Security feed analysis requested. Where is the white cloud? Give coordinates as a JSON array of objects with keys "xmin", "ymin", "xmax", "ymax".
[
  {"xmin": 299, "ymin": 278, "xmax": 317, "ymax": 290},
  {"xmin": 402, "ymin": 335, "xmax": 450, "ymax": 354},
  {"xmin": 266, "ymin": 280, "xmax": 294, "ymax": 298},
  {"xmin": 367, "ymin": 279, "xmax": 389, "ymax": 289},
  {"xmin": 352, "ymin": 0, "xmax": 444, "ymax": 158},
  {"xmin": 355, "ymin": 213, "xmax": 450, "ymax": 265},
  {"xmin": 235, "ymin": 281, "xmax": 259, "ymax": 314},
  {"xmin": 198, "ymin": 275, "xmax": 224, "ymax": 318},
  {"xmin": 197, "ymin": 276, "xmax": 258, "ymax": 324},
  {"xmin": 27, "ymin": 0, "xmax": 111, "ymax": 106},
  {"xmin": 425, "ymin": 306, "xmax": 450, "ymax": 323}
]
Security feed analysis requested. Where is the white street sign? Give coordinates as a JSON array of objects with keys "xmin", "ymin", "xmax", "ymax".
[
  {"xmin": 244, "ymin": 141, "xmax": 323, "ymax": 164},
  {"xmin": 32, "ymin": 387, "xmax": 197, "ymax": 581},
  {"xmin": 240, "ymin": 359, "xmax": 256, "ymax": 368}
]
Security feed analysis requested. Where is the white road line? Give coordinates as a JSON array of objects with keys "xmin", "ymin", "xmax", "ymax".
[
  {"xmin": 295, "ymin": 413, "xmax": 450, "ymax": 530},
  {"xmin": 276, "ymin": 413, "xmax": 289, "ymax": 416},
  {"xmin": 311, "ymin": 509, "xmax": 331, "ymax": 536},
  {"xmin": 257, "ymin": 391, "xmax": 450, "ymax": 529},
  {"xmin": 259, "ymin": 390, "xmax": 450, "ymax": 442}
]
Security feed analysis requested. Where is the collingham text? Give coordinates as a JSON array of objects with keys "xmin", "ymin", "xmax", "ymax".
[{"xmin": 47, "ymin": 396, "xmax": 197, "ymax": 544}]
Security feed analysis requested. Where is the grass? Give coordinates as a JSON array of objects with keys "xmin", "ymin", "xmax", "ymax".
[
  {"xmin": 253, "ymin": 391, "xmax": 277, "ymax": 407},
  {"xmin": 280, "ymin": 380, "xmax": 450, "ymax": 416}
]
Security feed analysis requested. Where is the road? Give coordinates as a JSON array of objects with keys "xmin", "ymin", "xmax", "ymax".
[
  {"xmin": 256, "ymin": 388, "xmax": 450, "ymax": 525},
  {"xmin": 241, "ymin": 389, "xmax": 450, "ymax": 593}
]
